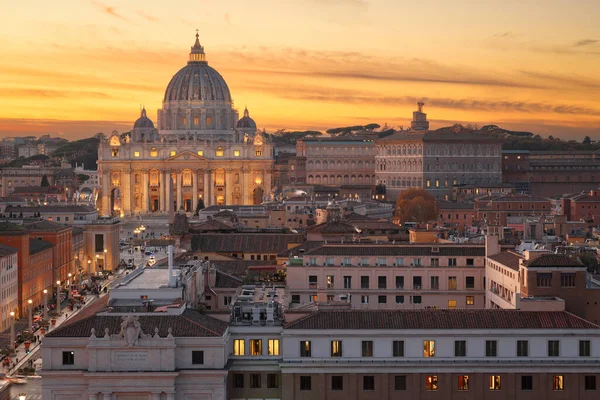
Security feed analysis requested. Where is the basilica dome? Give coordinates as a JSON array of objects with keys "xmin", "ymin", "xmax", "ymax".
[
  {"xmin": 236, "ymin": 107, "xmax": 257, "ymax": 129},
  {"xmin": 133, "ymin": 108, "xmax": 154, "ymax": 129},
  {"xmin": 163, "ymin": 33, "xmax": 232, "ymax": 103}
]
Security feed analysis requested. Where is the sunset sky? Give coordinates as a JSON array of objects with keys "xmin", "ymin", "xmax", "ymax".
[{"xmin": 1, "ymin": 0, "xmax": 599, "ymax": 139}]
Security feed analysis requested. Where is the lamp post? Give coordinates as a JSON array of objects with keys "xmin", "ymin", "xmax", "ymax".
[
  {"xmin": 67, "ymin": 273, "xmax": 72, "ymax": 299},
  {"xmin": 43, "ymin": 289, "xmax": 48, "ymax": 319},
  {"xmin": 56, "ymin": 280, "xmax": 61, "ymax": 315},
  {"xmin": 103, "ymin": 248, "xmax": 108, "ymax": 272},
  {"xmin": 27, "ymin": 299, "xmax": 33, "ymax": 332},
  {"xmin": 87, "ymin": 259, "xmax": 91, "ymax": 283},
  {"xmin": 9, "ymin": 311, "xmax": 15, "ymax": 350}
]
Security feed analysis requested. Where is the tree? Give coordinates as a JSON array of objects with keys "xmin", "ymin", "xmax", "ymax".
[
  {"xmin": 194, "ymin": 198, "xmax": 205, "ymax": 216},
  {"xmin": 40, "ymin": 174, "xmax": 50, "ymax": 187},
  {"xmin": 583, "ymin": 136, "xmax": 592, "ymax": 145},
  {"xmin": 579, "ymin": 253, "xmax": 599, "ymax": 274},
  {"xmin": 395, "ymin": 189, "xmax": 438, "ymax": 225},
  {"xmin": 78, "ymin": 174, "xmax": 90, "ymax": 182}
]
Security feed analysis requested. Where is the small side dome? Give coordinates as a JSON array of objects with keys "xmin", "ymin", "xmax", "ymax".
[
  {"xmin": 236, "ymin": 107, "xmax": 256, "ymax": 129},
  {"xmin": 134, "ymin": 108, "xmax": 155, "ymax": 129}
]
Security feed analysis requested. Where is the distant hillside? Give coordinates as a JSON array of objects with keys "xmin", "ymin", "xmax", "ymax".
[{"xmin": 52, "ymin": 137, "xmax": 100, "ymax": 169}]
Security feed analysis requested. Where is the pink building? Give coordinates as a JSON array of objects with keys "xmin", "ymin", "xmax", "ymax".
[{"xmin": 285, "ymin": 242, "xmax": 486, "ymax": 309}]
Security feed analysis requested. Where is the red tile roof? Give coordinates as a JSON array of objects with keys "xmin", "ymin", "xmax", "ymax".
[
  {"xmin": 191, "ymin": 233, "xmax": 305, "ymax": 253},
  {"xmin": 285, "ymin": 310, "xmax": 599, "ymax": 330},
  {"xmin": 487, "ymin": 251, "xmax": 523, "ymax": 271},
  {"xmin": 524, "ymin": 254, "xmax": 583, "ymax": 268},
  {"xmin": 301, "ymin": 243, "xmax": 484, "ymax": 257},
  {"xmin": 46, "ymin": 309, "xmax": 228, "ymax": 338}
]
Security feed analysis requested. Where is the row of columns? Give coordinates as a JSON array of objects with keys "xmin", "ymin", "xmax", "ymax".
[{"xmin": 88, "ymin": 392, "xmax": 174, "ymax": 400}]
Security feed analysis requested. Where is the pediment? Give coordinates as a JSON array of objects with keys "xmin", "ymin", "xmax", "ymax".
[{"xmin": 166, "ymin": 150, "xmax": 206, "ymax": 161}]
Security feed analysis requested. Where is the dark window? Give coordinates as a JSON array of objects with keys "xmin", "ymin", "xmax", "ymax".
[
  {"xmin": 291, "ymin": 295, "xmax": 300, "ymax": 304},
  {"xmin": 395, "ymin": 375, "xmax": 407, "ymax": 391},
  {"xmin": 267, "ymin": 374, "xmax": 279, "ymax": 388},
  {"xmin": 466, "ymin": 258, "xmax": 474, "ymax": 266},
  {"xmin": 486, "ymin": 340, "xmax": 497, "ymax": 357},
  {"xmin": 393, "ymin": 341, "xmax": 404, "ymax": 357},
  {"xmin": 192, "ymin": 350, "xmax": 204, "ymax": 365},
  {"xmin": 580, "ymin": 340, "xmax": 591, "ymax": 357},
  {"xmin": 548, "ymin": 340, "xmax": 560, "ymax": 357},
  {"xmin": 362, "ymin": 341, "xmax": 373, "ymax": 357},
  {"xmin": 300, "ymin": 376, "xmax": 311, "ymax": 390},
  {"xmin": 561, "ymin": 273, "xmax": 575, "ymax": 287},
  {"xmin": 521, "ymin": 375, "xmax": 533, "ymax": 391},
  {"xmin": 361, "ymin": 276, "xmax": 370, "ymax": 289},
  {"xmin": 413, "ymin": 295, "xmax": 422, "ymax": 304},
  {"xmin": 363, "ymin": 376, "xmax": 375, "ymax": 391},
  {"xmin": 250, "ymin": 374, "xmax": 261, "ymax": 388},
  {"xmin": 378, "ymin": 276, "xmax": 387, "ymax": 289},
  {"xmin": 94, "ymin": 234, "xmax": 104, "ymax": 253},
  {"xmin": 300, "ymin": 341, "xmax": 311, "ymax": 357},
  {"xmin": 233, "ymin": 374, "xmax": 244, "ymax": 388},
  {"xmin": 455, "ymin": 340, "xmax": 466, "ymax": 357},
  {"xmin": 517, "ymin": 340, "xmax": 529, "ymax": 357},
  {"xmin": 62, "ymin": 351, "xmax": 74, "ymax": 365},
  {"xmin": 331, "ymin": 376, "xmax": 343, "ymax": 391},
  {"xmin": 396, "ymin": 295, "xmax": 404, "ymax": 304},
  {"xmin": 413, "ymin": 276, "xmax": 422, "ymax": 289},
  {"xmin": 378, "ymin": 295, "xmax": 387, "ymax": 304},
  {"xmin": 396, "ymin": 276, "xmax": 404, "ymax": 288},
  {"xmin": 308, "ymin": 275, "xmax": 317, "ymax": 285},
  {"xmin": 448, "ymin": 258, "xmax": 457, "ymax": 266},
  {"xmin": 585, "ymin": 376, "xmax": 596, "ymax": 391},
  {"xmin": 537, "ymin": 273, "xmax": 552, "ymax": 287},
  {"xmin": 465, "ymin": 276, "xmax": 475, "ymax": 289}
]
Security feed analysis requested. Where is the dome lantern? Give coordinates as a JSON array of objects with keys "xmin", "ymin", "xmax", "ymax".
[{"xmin": 189, "ymin": 30, "xmax": 206, "ymax": 64}]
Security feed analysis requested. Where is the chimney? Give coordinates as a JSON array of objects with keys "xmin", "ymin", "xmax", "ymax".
[
  {"xmin": 168, "ymin": 244, "xmax": 175, "ymax": 287},
  {"xmin": 485, "ymin": 234, "xmax": 500, "ymax": 258}
]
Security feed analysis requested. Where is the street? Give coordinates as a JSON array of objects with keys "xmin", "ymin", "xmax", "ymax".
[{"xmin": 9, "ymin": 377, "xmax": 40, "ymax": 400}]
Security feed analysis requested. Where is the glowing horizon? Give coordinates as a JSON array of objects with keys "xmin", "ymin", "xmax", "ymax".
[{"xmin": 1, "ymin": 0, "xmax": 599, "ymax": 140}]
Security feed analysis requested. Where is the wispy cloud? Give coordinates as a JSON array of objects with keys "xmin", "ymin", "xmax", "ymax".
[
  {"xmin": 137, "ymin": 10, "xmax": 158, "ymax": 22},
  {"xmin": 574, "ymin": 39, "xmax": 599, "ymax": 47},
  {"xmin": 224, "ymin": 13, "xmax": 231, "ymax": 24},
  {"xmin": 90, "ymin": 0, "xmax": 128, "ymax": 21},
  {"xmin": 0, "ymin": 88, "xmax": 111, "ymax": 99}
]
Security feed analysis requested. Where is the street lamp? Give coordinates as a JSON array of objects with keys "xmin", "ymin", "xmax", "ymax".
[
  {"xmin": 67, "ymin": 273, "xmax": 73, "ymax": 298},
  {"xmin": 56, "ymin": 280, "xmax": 61, "ymax": 315},
  {"xmin": 43, "ymin": 289, "xmax": 48, "ymax": 319},
  {"xmin": 104, "ymin": 249, "xmax": 108, "ymax": 271},
  {"xmin": 87, "ymin": 259, "xmax": 91, "ymax": 283},
  {"xmin": 27, "ymin": 299, "xmax": 33, "ymax": 332},
  {"xmin": 10, "ymin": 311, "xmax": 15, "ymax": 350}
]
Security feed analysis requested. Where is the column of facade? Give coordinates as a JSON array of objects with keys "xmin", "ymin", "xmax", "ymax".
[
  {"xmin": 142, "ymin": 171, "xmax": 150, "ymax": 213},
  {"xmin": 102, "ymin": 393, "xmax": 111, "ymax": 400},
  {"xmin": 192, "ymin": 170, "xmax": 198, "ymax": 212},
  {"xmin": 264, "ymin": 169, "xmax": 272, "ymax": 202},
  {"xmin": 151, "ymin": 393, "xmax": 161, "ymax": 400},
  {"xmin": 203, "ymin": 170, "xmax": 210, "ymax": 206},
  {"xmin": 101, "ymin": 171, "xmax": 110, "ymax": 216},
  {"xmin": 159, "ymin": 169, "xmax": 165, "ymax": 213},
  {"xmin": 243, "ymin": 168, "xmax": 251, "ymax": 205},
  {"xmin": 88, "ymin": 393, "xmax": 97, "ymax": 400},
  {"xmin": 176, "ymin": 171, "xmax": 182, "ymax": 211},
  {"xmin": 225, "ymin": 169, "xmax": 232, "ymax": 205},
  {"xmin": 123, "ymin": 169, "xmax": 131, "ymax": 215}
]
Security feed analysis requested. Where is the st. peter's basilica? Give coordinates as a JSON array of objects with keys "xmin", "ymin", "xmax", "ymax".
[{"xmin": 97, "ymin": 33, "xmax": 273, "ymax": 216}]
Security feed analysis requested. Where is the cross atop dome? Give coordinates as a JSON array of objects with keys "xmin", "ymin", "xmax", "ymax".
[{"xmin": 189, "ymin": 30, "xmax": 206, "ymax": 64}]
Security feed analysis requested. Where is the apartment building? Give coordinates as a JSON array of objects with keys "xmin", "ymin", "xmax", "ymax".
[
  {"xmin": 285, "ymin": 242, "xmax": 486, "ymax": 309},
  {"xmin": 0, "ymin": 244, "xmax": 18, "ymax": 331}
]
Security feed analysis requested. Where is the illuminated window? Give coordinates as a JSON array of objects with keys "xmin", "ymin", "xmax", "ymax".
[
  {"xmin": 426, "ymin": 180, "xmax": 430, "ymax": 188},
  {"xmin": 193, "ymin": 117, "xmax": 199, "ymax": 126},
  {"xmin": 234, "ymin": 150, "xmax": 240, "ymax": 157},
  {"xmin": 111, "ymin": 148, "xmax": 119, "ymax": 157},
  {"xmin": 134, "ymin": 151, "xmax": 140, "ymax": 157},
  {"xmin": 466, "ymin": 296, "xmax": 475, "ymax": 305},
  {"xmin": 458, "ymin": 375, "xmax": 469, "ymax": 390},
  {"xmin": 435, "ymin": 180, "xmax": 439, "ymax": 187},
  {"xmin": 206, "ymin": 116, "xmax": 212, "ymax": 126},
  {"xmin": 331, "ymin": 340, "xmax": 342, "ymax": 357},
  {"xmin": 426, "ymin": 375, "xmax": 438, "ymax": 391},
  {"xmin": 300, "ymin": 341, "xmax": 311, "ymax": 357},
  {"xmin": 255, "ymin": 148, "xmax": 263, "ymax": 157},
  {"xmin": 170, "ymin": 150, "xmax": 176, "ymax": 157},
  {"xmin": 182, "ymin": 117, "xmax": 187, "ymax": 126},
  {"xmin": 448, "ymin": 300, "xmax": 456, "ymax": 309},
  {"xmin": 424, "ymin": 340, "xmax": 435, "ymax": 357},
  {"xmin": 490, "ymin": 375, "xmax": 501, "ymax": 390},
  {"xmin": 216, "ymin": 147, "xmax": 224, "ymax": 157},
  {"xmin": 197, "ymin": 150, "xmax": 204, "ymax": 156},
  {"xmin": 150, "ymin": 148, "xmax": 158, "ymax": 157},
  {"xmin": 233, "ymin": 339, "xmax": 245, "ymax": 356},
  {"xmin": 268, "ymin": 339, "xmax": 280, "ymax": 356},
  {"xmin": 552, "ymin": 375, "xmax": 563, "ymax": 390},
  {"xmin": 250, "ymin": 339, "xmax": 262, "ymax": 356}
]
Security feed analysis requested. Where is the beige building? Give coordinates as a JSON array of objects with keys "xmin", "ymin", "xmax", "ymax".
[
  {"xmin": 376, "ymin": 104, "xmax": 503, "ymax": 199},
  {"xmin": 0, "ymin": 244, "xmax": 18, "ymax": 332},
  {"xmin": 97, "ymin": 33, "xmax": 273, "ymax": 217}
]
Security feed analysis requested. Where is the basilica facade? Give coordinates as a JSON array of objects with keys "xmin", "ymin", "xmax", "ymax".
[{"xmin": 97, "ymin": 33, "xmax": 273, "ymax": 216}]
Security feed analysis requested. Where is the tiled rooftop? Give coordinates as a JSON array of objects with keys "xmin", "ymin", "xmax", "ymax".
[
  {"xmin": 487, "ymin": 251, "xmax": 523, "ymax": 271},
  {"xmin": 524, "ymin": 254, "xmax": 583, "ymax": 268},
  {"xmin": 45, "ymin": 308, "xmax": 229, "ymax": 338},
  {"xmin": 29, "ymin": 238, "xmax": 53, "ymax": 255},
  {"xmin": 285, "ymin": 310, "xmax": 599, "ymax": 330},
  {"xmin": 300, "ymin": 243, "xmax": 485, "ymax": 257},
  {"xmin": 191, "ymin": 233, "xmax": 305, "ymax": 253},
  {"xmin": 25, "ymin": 220, "xmax": 71, "ymax": 232},
  {"xmin": 0, "ymin": 244, "xmax": 18, "ymax": 257}
]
